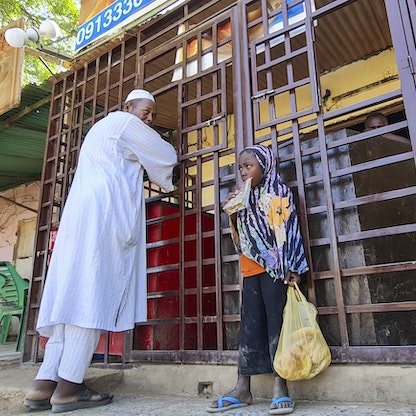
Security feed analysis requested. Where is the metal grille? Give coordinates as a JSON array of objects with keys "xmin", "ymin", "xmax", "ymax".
[
  {"xmin": 244, "ymin": 0, "xmax": 416, "ymax": 363},
  {"xmin": 22, "ymin": 36, "xmax": 143, "ymax": 363},
  {"xmin": 131, "ymin": 5, "xmax": 242, "ymax": 363},
  {"xmin": 24, "ymin": 0, "xmax": 416, "ymax": 364}
]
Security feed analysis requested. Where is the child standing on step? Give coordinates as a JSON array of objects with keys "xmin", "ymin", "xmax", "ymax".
[{"xmin": 207, "ymin": 145, "xmax": 309, "ymax": 414}]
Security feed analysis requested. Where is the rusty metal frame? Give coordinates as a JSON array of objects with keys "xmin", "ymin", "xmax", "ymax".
[
  {"xmin": 131, "ymin": 3, "xmax": 243, "ymax": 363},
  {"xmin": 244, "ymin": 0, "xmax": 416, "ymax": 363},
  {"xmin": 23, "ymin": 0, "xmax": 416, "ymax": 365},
  {"xmin": 22, "ymin": 34, "xmax": 144, "ymax": 363}
]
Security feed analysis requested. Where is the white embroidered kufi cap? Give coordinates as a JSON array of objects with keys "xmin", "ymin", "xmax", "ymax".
[{"xmin": 125, "ymin": 89, "xmax": 155, "ymax": 103}]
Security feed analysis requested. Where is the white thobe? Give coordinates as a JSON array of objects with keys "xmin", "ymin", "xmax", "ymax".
[{"xmin": 37, "ymin": 111, "xmax": 177, "ymax": 336}]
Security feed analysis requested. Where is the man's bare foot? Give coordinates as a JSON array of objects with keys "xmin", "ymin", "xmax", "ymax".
[
  {"xmin": 50, "ymin": 384, "xmax": 113, "ymax": 413},
  {"xmin": 50, "ymin": 381, "xmax": 105, "ymax": 405},
  {"xmin": 25, "ymin": 379, "xmax": 57, "ymax": 401},
  {"xmin": 24, "ymin": 380, "xmax": 57, "ymax": 410}
]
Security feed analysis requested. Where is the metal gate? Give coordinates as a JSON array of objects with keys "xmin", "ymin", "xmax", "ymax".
[
  {"xmin": 130, "ymin": 3, "xmax": 245, "ymax": 363},
  {"xmin": 23, "ymin": 0, "xmax": 416, "ymax": 364},
  {"xmin": 242, "ymin": 0, "xmax": 416, "ymax": 362}
]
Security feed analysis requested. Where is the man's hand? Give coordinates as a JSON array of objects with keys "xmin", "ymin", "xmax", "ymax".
[{"xmin": 172, "ymin": 164, "xmax": 181, "ymax": 186}]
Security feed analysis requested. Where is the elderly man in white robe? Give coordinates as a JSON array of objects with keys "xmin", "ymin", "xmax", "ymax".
[{"xmin": 24, "ymin": 89, "xmax": 178, "ymax": 413}]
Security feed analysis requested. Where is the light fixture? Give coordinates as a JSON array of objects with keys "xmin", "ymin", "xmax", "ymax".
[{"xmin": 5, "ymin": 20, "xmax": 60, "ymax": 48}]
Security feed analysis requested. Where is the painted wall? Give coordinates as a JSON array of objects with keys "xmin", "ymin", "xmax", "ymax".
[{"xmin": 0, "ymin": 181, "xmax": 39, "ymax": 280}]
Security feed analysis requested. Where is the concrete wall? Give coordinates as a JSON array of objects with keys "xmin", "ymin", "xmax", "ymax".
[
  {"xmin": 123, "ymin": 363, "xmax": 416, "ymax": 405},
  {"xmin": 0, "ymin": 182, "xmax": 39, "ymax": 279},
  {"xmin": 0, "ymin": 182, "xmax": 39, "ymax": 337}
]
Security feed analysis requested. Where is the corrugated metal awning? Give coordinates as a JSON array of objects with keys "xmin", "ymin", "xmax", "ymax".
[{"xmin": 0, "ymin": 81, "xmax": 51, "ymax": 192}]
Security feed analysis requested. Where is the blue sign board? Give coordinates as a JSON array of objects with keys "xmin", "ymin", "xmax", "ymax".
[{"xmin": 75, "ymin": 0, "xmax": 166, "ymax": 51}]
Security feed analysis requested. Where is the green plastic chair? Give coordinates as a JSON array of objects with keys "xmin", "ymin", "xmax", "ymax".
[{"xmin": 0, "ymin": 261, "xmax": 29, "ymax": 350}]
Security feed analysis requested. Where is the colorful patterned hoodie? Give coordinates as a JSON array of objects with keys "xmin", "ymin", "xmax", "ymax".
[{"xmin": 231, "ymin": 145, "xmax": 309, "ymax": 281}]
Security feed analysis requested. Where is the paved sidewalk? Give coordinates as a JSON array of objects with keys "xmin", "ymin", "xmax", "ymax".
[
  {"xmin": 2, "ymin": 390, "xmax": 416, "ymax": 416},
  {"xmin": 1, "ymin": 364, "xmax": 414, "ymax": 416}
]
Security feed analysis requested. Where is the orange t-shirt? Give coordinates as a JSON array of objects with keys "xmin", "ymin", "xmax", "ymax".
[{"xmin": 240, "ymin": 254, "xmax": 266, "ymax": 277}]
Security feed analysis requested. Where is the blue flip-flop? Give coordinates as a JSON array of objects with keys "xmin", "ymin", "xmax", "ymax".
[
  {"xmin": 206, "ymin": 396, "xmax": 249, "ymax": 413},
  {"xmin": 269, "ymin": 396, "xmax": 295, "ymax": 415}
]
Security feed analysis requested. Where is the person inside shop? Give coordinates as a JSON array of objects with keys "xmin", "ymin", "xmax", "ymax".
[
  {"xmin": 207, "ymin": 145, "xmax": 309, "ymax": 414},
  {"xmin": 364, "ymin": 111, "xmax": 410, "ymax": 145},
  {"xmin": 364, "ymin": 111, "xmax": 388, "ymax": 131},
  {"xmin": 24, "ymin": 89, "xmax": 178, "ymax": 413}
]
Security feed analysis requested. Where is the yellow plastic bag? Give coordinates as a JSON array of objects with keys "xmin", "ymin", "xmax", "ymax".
[{"xmin": 273, "ymin": 282, "xmax": 331, "ymax": 381}]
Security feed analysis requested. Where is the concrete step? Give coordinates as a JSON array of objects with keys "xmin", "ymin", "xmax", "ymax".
[
  {"xmin": 0, "ymin": 342, "xmax": 414, "ymax": 415},
  {"xmin": 0, "ymin": 361, "xmax": 415, "ymax": 415}
]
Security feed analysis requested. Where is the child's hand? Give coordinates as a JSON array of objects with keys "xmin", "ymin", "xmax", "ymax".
[
  {"xmin": 223, "ymin": 191, "xmax": 238, "ymax": 222},
  {"xmin": 284, "ymin": 271, "xmax": 301, "ymax": 286},
  {"xmin": 225, "ymin": 190, "xmax": 238, "ymax": 204}
]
